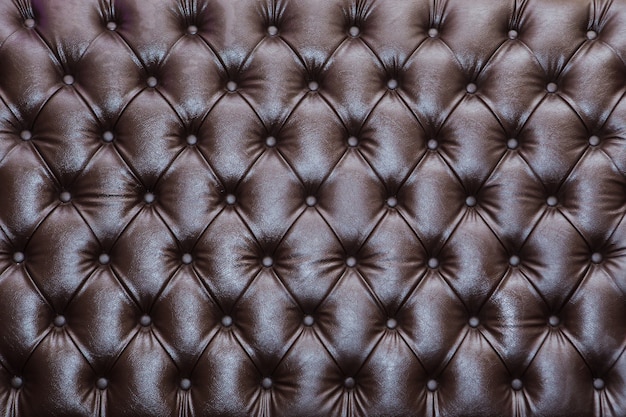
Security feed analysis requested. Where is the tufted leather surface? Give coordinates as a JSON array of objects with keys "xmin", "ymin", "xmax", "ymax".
[{"xmin": 1, "ymin": 0, "xmax": 626, "ymax": 416}]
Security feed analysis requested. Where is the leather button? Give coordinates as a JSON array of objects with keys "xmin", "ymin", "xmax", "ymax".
[
  {"xmin": 225, "ymin": 194, "xmax": 236, "ymax": 205},
  {"xmin": 465, "ymin": 196, "xmax": 477, "ymax": 207},
  {"xmin": 226, "ymin": 81, "xmax": 237, "ymax": 92},
  {"xmin": 96, "ymin": 378, "xmax": 108, "ymax": 390},
  {"xmin": 468, "ymin": 317, "xmax": 480, "ymax": 328},
  {"xmin": 593, "ymin": 378, "xmax": 605, "ymax": 390},
  {"xmin": 427, "ymin": 139, "xmax": 438, "ymax": 150},
  {"xmin": 180, "ymin": 378, "xmax": 192, "ymax": 390},
  {"xmin": 387, "ymin": 79, "xmax": 398, "ymax": 90},
  {"xmin": 140, "ymin": 315, "xmax": 152, "ymax": 327},
  {"xmin": 426, "ymin": 379, "xmax": 438, "ymax": 391},
  {"xmin": 106, "ymin": 21, "xmax": 117, "ymax": 31},
  {"xmin": 548, "ymin": 315, "xmax": 560, "ymax": 327},
  {"xmin": 349, "ymin": 26, "xmax": 360, "ymax": 37},
  {"xmin": 303, "ymin": 315, "xmax": 314, "ymax": 326},
  {"xmin": 508, "ymin": 29, "xmax": 518, "ymax": 39},
  {"xmin": 386, "ymin": 318, "xmax": 397, "ymax": 329},
  {"xmin": 146, "ymin": 76, "xmax": 158, "ymax": 88},
  {"xmin": 588, "ymin": 135, "xmax": 600, "ymax": 146},
  {"xmin": 265, "ymin": 136, "xmax": 277, "ymax": 147},
  {"xmin": 347, "ymin": 136, "xmax": 359, "ymax": 147},
  {"xmin": 144, "ymin": 192, "xmax": 156, "ymax": 204},
  {"xmin": 511, "ymin": 378, "xmax": 523, "ymax": 390},
  {"xmin": 591, "ymin": 252, "xmax": 603, "ymax": 264},
  {"xmin": 53, "ymin": 315, "xmax": 66, "ymax": 327},
  {"xmin": 546, "ymin": 196, "xmax": 558, "ymax": 207},
  {"xmin": 305, "ymin": 196, "xmax": 317, "ymax": 207},
  {"xmin": 24, "ymin": 18, "xmax": 35, "ymax": 28},
  {"xmin": 186, "ymin": 134, "xmax": 197, "ymax": 145},
  {"xmin": 20, "ymin": 130, "xmax": 32, "ymax": 141},
  {"xmin": 63, "ymin": 75, "xmax": 74, "ymax": 85},
  {"xmin": 546, "ymin": 82, "xmax": 558, "ymax": 93},
  {"xmin": 428, "ymin": 28, "xmax": 438, "ymax": 38},
  {"xmin": 11, "ymin": 376, "xmax": 23, "ymax": 389},
  {"xmin": 187, "ymin": 25, "xmax": 198, "ymax": 35},
  {"xmin": 99, "ymin": 253, "xmax": 110, "ymax": 265},
  {"xmin": 262, "ymin": 256, "xmax": 273, "ymax": 267},
  {"xmin": 13, "ymin": 252, "xmax": 25, "ymax": 264},
  {"xmin": 308, "ymin": 81, "xmax": 319, "ymax": 91},
  {"xmin": 507, "ymin": 138, "xmax": 519, "ymax": 150},
  {"xmin": 267, "ymin": 25, "xmax": 278, "ymax": 36},
  {"xmin": 509, "ymin": 255, "xmax": 520, "ymax": 266},
  {"xmin": 586, "ymin": 30, "xmax": 597, "ymax": 40},
  {"xmin": 428, "ymin": 258, "xmax": 439, "ymax": 269},
  {"xmin": 221, "ymin": 315, "xmax": 233, "ymax": 327},
  {"xmin": 261, "ymin": 377, "xmax": 273, "ymax": 389},
  {"xmin": 344, "ymin": 377, "xmax": 356, "ymax": 389},
  {"xmin": 59, "ymin": 191, "xmax": 71, "ymax": 203},
  {"xmin": 182, "ymin": 253, "xmax": 193, "ymax": 264},
  {"xmin": 386, "ymin": 196, "xmax": 398, "ymax": 208},
  {"xmin": 102, "ymin": 131, "xmax": 114, "ymax": 143},
  {"xmin": 346, "ymin": 256, "xmax": 357, "ymax": 268},
  {"xmin": 466, "ymin": 83, "xmax": 477, "ymax": 94}
]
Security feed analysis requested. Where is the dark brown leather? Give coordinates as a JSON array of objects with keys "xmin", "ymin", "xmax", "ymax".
[{"xmin": 1, "ymin": 0, "xmax": 625, "ymax": 416}]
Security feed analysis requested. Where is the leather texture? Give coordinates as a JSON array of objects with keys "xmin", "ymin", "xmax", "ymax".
[{"xmin": 1, "ymin": 0, "xmax": 625, "ymax": 416}]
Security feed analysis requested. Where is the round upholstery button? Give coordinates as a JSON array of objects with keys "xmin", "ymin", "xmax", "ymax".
[
  {"xmin": 586, "ymin": 30, "xmax": 597, "ymax": 40},
  {"xmin": 186, "ymin": 134, "xmax": 197, "ymax": 145},
  {"xmin": 267, "ymin": 25, "xmax": 278, "ymax": 36},
  {"xmin": 386, "ymin": 196, "xmax": 398, "ymax": 208},
  {"xmin": 63, "ymin": 75, "xmax": 74, "ymax": 85},
  {"xmin": 182, "ymin": 253, "xmax": 193, "ymax": 264},
  {"xmin": 507, "ymin": 138, "xmax": 519, "ymax": 150},
  {"xmin": 20, "ymin": 130, "xmax": 32, "ymax": 141},
  {"xmin": 509, "ymin": 255, "xmax": 520, "ymax": 267},
  {"xmin": 262, "ymin": 256, "xmax": 273, "ymax": 267},
  {"xmin": 13, "ymin": 252, "xmax": 25, "ymax": 264},
  {"xmin": 96, "ymin": 377, "xmax": 108, "ymax": 390},
  {"xmin": 427, "ymin": 139, "xmax": 438, "ymax": 150},
  {"xmin": 54, "ymin": 315, "xmax": 66, "ymax": 327},
  {"xmin": 387, "ymin": 79, "xmax": 398, "ymax": 90},
  {"xmin": 180, "ymin": 378, "xmax": 191, "ymax": 390},
  {"xmin": 140, "ymin": 315, "xmax": 152, "ymax": 327},
  {"xmin": 428, "ymin": 28, "xmax": 438, "ymax": 38},
  {"xmin": 546, "ymin": 196, "xmax": 558, "ymax": 207},
  {"xmin": 225, "ymin": 194, "xmax": 236, "ymax": 205},
  {"xmin": 468, "ymin": 316, "xmax": 480, "ymax": 328},
  {"xmin": 426, "ymin": 379, "xmax": 438, "ymax": 391},
  {"xmin": 466, "ymin": 83, "xmax": 477, "ymax": 94},
  {"xmin": 261, "ymin": 377, "xmax": 273, "ymax": 389},
  {"xmin": 99, "ymin": 253, "xmax": 110, "ymax": 265},
  {"xmin": 106, "ymin": 21, "xmax": 117, "ymax": 31},
  {"xmin": 11, "ymin": 376, "xmax": 23, "ymax": 389},
  {"xmin": 303, "ymin": 315, "xmax": 314, "ymax": 326},
  {"xmin": 226, "ymin": 81, "xmax": 237, "ymax": 92},
  {"xmin": 349, "ymin": 26, "xmax": 360, "ymax": 37},
  {"xmin": 146, "ymin": 76, "xmax": 158, "ymax": 88},
  {"xmin": 546, "ymin": 82, "xmax": 558, "ymax": 93},
  {"xmin": 344, "ymin": 377, "xmax": 356, "ymax": 389},
  {"xmin": 144, "ymin": 192, "xmax": 156, "ymax": 204},
  {"xmin": 593, "ymin": 378, "xmax": 605, "ymax": 390},
  {"xmin": 221, "ymin": 315, "xmax": 233, "ymax": 327},
  {"xmin": 187, "ymin": 25, "xmax": 198, "ymax": 35},
  {"xmin": 548, "ymin": 315, "xmax": 560, "ymax": 327},
  {"xmin": 265, "ymin": 136, "xmax": 277, "ymax": 147},
  {"xmin": 591, "ymin": 252, "xmax": 603, "ymax": 264},
  {"xmin": 305, "ymin": 196, "xmax": 317, "ymax": 207},
  {"xmin": 347, "ymin": 136, "xmax": 359, "ymax": 147},
  {"xmin": 59, "ymin": 191, "xmax": 71, "ymax": 203},
  {"xmin": 511, "ymin": 378, "xmax": 523, "ymax": 390},
  {"xmin": 308, "ymin": 81, "xmax": 319, "ymax": 91},
  {"xmin": 465, "ymin": 196, "xmax": 477, "ymax": 207},
  {"xmin": 508, "ymin": 29, "xmax": 518, "ymax": 39},
  {"xmin": 346, "ymin": 256, "xmax": 357, "ymax": 268},
  {"xmin": 24, "ymin": 18, "xmax": 35, "ymax": 28},
  {"xmin": 386, "ymin": 318, "xmax": 397, "ymax": 329},
  {"xmin": 588, "ymin": 135, "xmax": 600, "ymax": 146},
  {"xmin": 428, "ymin": 258, "xmax": 439, "ymax": 269},
  {"xmin": 102, "ymin": 131, "xmax": 114, "ymax": 142}
]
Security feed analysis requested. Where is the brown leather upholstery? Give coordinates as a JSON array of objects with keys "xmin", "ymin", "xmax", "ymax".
[{"xmin": 1, "ymin": 0, "xmax": 625, "ymax": 415}]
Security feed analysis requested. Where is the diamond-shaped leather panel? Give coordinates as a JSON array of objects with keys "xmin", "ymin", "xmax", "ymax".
[{"xmin": 0, "ymin": 0, "xmax": 625, "ymax": 416}]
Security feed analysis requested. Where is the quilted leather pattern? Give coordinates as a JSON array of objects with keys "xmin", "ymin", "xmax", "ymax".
[{"xmin": 1, "ymin": 0, "xmax": 626, "ymax": 415}]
